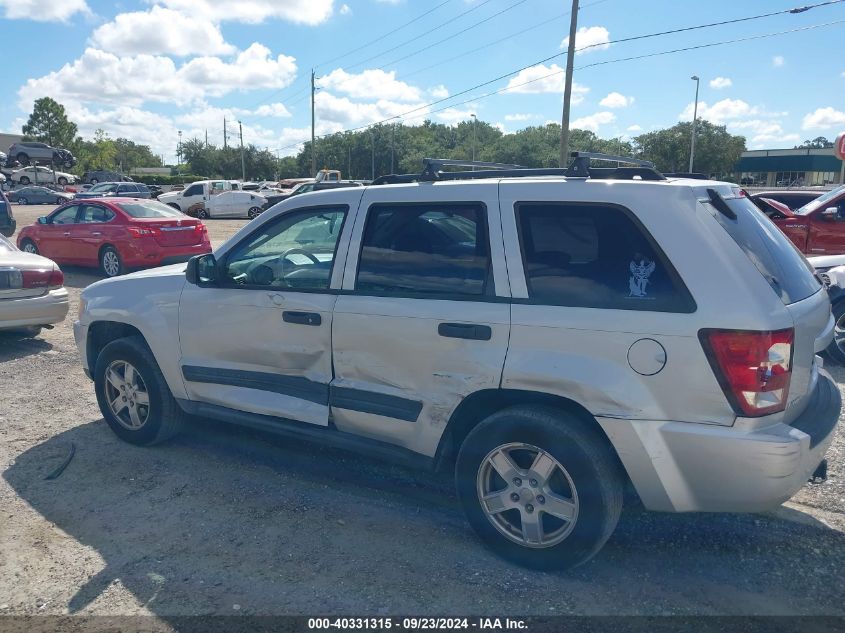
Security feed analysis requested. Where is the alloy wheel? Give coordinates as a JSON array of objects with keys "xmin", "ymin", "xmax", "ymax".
[
  {"xmin": 22, "ymin": 242, "xmax": 37, "ymax": 254},
  {"xmin": 102, "ymin": 250, "xmax": 121, "ymax": 277},
  {"xmin": 103, "ymin": 360, "xmax": 151, "ymax": 430},
  {"xmin": 834, "ymin": 313, "xmax": 845, "ymax": 358},
  {"xmin": 476, "ymin": 442, "xmax": 579, "ymax": 548}
]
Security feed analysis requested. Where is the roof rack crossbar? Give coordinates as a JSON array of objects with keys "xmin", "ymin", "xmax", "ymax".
[{"xmin": 565, "ymin": 151, "xmax": 664, "ymax": 180}]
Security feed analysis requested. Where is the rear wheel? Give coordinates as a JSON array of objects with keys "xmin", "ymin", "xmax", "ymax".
[
  {"xmin": 197, "ymin": 207, "xmax": 210, "ymax": 219},
  {"xmin": 57, "ymin": 177, "xmax": 68, "ymax": 186},
  {"xmin": 828, "ymin": 301, "xmax": 845, "ymax": 364},
  {"xmin": 18, "ymin": 196, "xmax": 28, "ymax": 205},
  {"xmin": 94, "ymin": 337, "xmax": 187, "ymax": 445},
  {"xmin": 99, "ymin": 246, "xmax": 123, "ymax": 278},
  {"xmin": 55, "ymin": 197, "xmax": 64, "ymax": 205},
  {"xmin": 90, "ymin": 178, "xmax": 99, "ymax": 185},
  {"xmin": 456, "ymin": 405, "xmax": 623, "ymax": 570},
  {"xmin": 19, "ymin": 177, "xmax": 30, "ymax": 185},
  {"xmin": 20, "ymin": 239, "xmax": 38, "ymax": 254}
]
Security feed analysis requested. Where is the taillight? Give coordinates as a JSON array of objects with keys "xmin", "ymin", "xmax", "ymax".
[
  {"xmin": 699, "ymin": 328, "xmax": 794, "ymax": 417},
  {"xmin": 22, "ymin": 267, "xmax": 63, "ymax": 290},
  {"xmin": 127, "ymin": 226, "xmax": 157, "ymax": 238},
  {"xmin": 196, "ymin": 222, "xmax": 207, "ymax": 234}
]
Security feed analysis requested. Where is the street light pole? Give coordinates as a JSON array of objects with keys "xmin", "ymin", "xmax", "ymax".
[
  {"xmin": 559, "ymin": 0, "xmax": 580, "ymax": 167},
  {"xmin": 470, "ymin": 114, "xmax": 477, "ymax": 162},
  {"xmin": 689, "ymin": 75, "xmax": 700, "ymax": 173},
  {"xmin": 370, "ymin": 130, "xmax": 375, "ymax": 181},
  {"xmin": 177, "ymin": 130, "xmax": 182, "ymax": 181},
  {"xmin": 390, "ymin": 123, "xmax": 395, "ymax": 174}
]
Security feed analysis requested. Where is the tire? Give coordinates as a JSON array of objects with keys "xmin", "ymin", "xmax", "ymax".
[
  {"xmin": 455, "ymin": 405, "xmax": 623, "ymax": 570},
  {"xmin": 197, "ymin": 207, "xmax": 210, "ymax": 219},
  {"xmin": 827, "ymin": 301, "xmax": 845, "ymax": 364},
  {"xmin": 90, "ymin": 178, "xmax": 98, "ymax": 185},
  {"xmin": 57, "ymin": 177, "xmax": 68, "ymax": 186},
  {"xmin": 99, "ymin": 246, "xmax": 124, "ymax": 278},
  {"xmin": 18, "ymin": 197, "xmax": 28, "ymax": 205},
  {"xmin": 19, "ymin": 177, "xmax": 30, "ymax": 185},
  {"xmin": 56, "ymin": 198, "xmax": 64, "ymax": 205},
  {"xmin": 94, "ymin": 336, "xmax": 187, "ymax": 445},
  {"xmin": 20, "ymin": 239, "xmax": 38, "ymax": 254},
  {"xmin": 16, "ymin": 153, "xmax": 29, "ymax": 166},
  {"xmin": 248, "ymin": 206, "xmax": 262, "ymax": 219}
]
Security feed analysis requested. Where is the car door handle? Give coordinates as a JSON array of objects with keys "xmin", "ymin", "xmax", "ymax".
[
  {"xmin": 438, "ymin": 323, "xmax": 492, "ymax": 341},
  {"xmin": 283, "ymin": 311, "xmax": 322, "ymax": 326},
  {"xmin": 91, "ymin": 232, "xmax": 102, "ymax": 236},
  {"xmin": 63, "ymin": 231, "xmax": 71, "ymax": 236}
]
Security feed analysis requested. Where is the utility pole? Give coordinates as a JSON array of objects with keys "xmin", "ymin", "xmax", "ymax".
[
  {"xmin": 348, "ymin": 143, "xmax": 352, "ymax": 179},
  {"xmin": 390, "ymin": 123, "xmax": 395, "ymax": 174},
  {"xmin": 470, "ymin": 114, "xmax": 477, "ymax": 161},
  {"xmin": 205, "ymin": 129, "xmax": 208, "ymax": 148},
  {"xmin": 370, "ymin": 130, "xmax": 375, "ymax": 181},
  {"xmin": 559, "ymin": 0, "xmax": 580, "ymax": 168},
  {"xmin": 311, "ymin": 69, "xmax": 317, "ymax": 176},
  {"xmin": 238, "ymin": 120, "xmax": 245, "ymax": 181},
  {"xmin": 223, "ymin": 118, "xmax": 227, "ymax": 150},
  {"xmin": 689, "ymin": 75, "xmax": 700, "ymax": 173}
]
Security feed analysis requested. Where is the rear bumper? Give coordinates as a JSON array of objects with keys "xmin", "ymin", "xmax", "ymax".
[
  {"xmin": 121, "ymin": 241, "xmax": 211, "ymax": 268},
  {"xmin": 0, "ymin": 287, "xmax": 69, "ymax": 330},
  {"xmin": 599, "ymin": 369, "xmax": 841, "ymax": 513}
]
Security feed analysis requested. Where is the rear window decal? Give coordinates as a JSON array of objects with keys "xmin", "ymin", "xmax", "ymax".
[{"xmin": 629, "ymin": 257, "xmax": 656, "ymax": 298}]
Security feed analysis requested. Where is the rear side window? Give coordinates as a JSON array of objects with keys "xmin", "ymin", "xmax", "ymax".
[
  {"xmin": 715, "ymin": 196, "xmax": 821, "ymax": 304},
  {"xmin": 516, "ymin": 203, "xmax": 695, "ymax": 312},
  {"xmin": 356, "ymin": 203, "xmax": 491, "ymax": 298},
  {"xmin": 117, "ymin": 201, "xmax": 183, "ymax": 218}
]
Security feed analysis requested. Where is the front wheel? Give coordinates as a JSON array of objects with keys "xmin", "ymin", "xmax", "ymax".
[
  {"xmin": 57, "ymin": 177, "xmax": 68, "ymax": 186},
  {"xmin": 20, "ymin": 239, "xmax": 38, "ymax": 254},
  {"xmin": 247, "ymin": 206, "xmax": 262, "ymax": 219},
  {"xmin": 18, "ymin": 196, "xmax": 28, "ymax": 205},
  {"xmin": 94, "ymin": 337, "xmax": 187, "ymax": 445},
  {"xmin": 99, "ymin": 246, "xmax": 124, "ymax": 278},
  {"xmin": 19, "ymin": 177, "xmax": 30, "ymax": 185},
  {"xmin": 827, "ymin": 301, "xmax": 845, "ymax": 364},
  {"xmin": 455, "ymin": 405, "xmax": 623, "ymax": 570}
]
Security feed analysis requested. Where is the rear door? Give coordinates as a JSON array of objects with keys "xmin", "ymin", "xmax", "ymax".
[
  {"xmin": 179, "ymin": 197, "xmax": 358, "ymax": 425},
  {"xmin": 331, "ymin": 184, "xmax": 510, "ymax": 456}
]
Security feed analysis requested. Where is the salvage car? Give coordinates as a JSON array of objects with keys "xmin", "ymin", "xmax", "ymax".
[
  {"xmin": 74, "ymin": 156, "xmax": 839, "ymax": 570},
  {"xmin": 73, "ymin": 182, "xmax": 152, "ymax": 200},
  {"xmin": 7, "ymin": 141, "xmax": 75, "ymax": 168},
  {"xmin": 771, "ymin": 184, "xmax": 845, "ymax": 254},
  {"xmin": 194, "ymin": 190, "xmax": 267, "ymax": 219},
  {"xmin": 0, "ymin": 232, "xmax": 68, "ymax": 337},
  {"xmin": 751, "ymin": 190, "xmax": 823, "ymax": 211},
  {"xmin": 17, "ymin": 198, "xmax": 211, "ymax": 277},
  {"xmin": 8, "ymin": 186, "xmax": 74, "ymax": 205},
  {"xmin": 10, "ymin": 166, "xmax": 76, "ymax": 186}
]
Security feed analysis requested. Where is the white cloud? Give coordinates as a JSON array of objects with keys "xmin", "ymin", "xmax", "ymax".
[
  {"xmin": 156, "ymin": 0, "xmax": 334, "ymax": 24},
  {"xmin": 340, "ymin": 3, "xmax": 351, "ymax": 14},
  {"xmin": 802, "ymin": 107, "xmax": 845, "ymax": 130},
  {"xmin": 254, "ymin": 103, "xmax": 292, "ymax": 118},
  {"xmin": 0, "ymin": 0, "xmax": 89, "ymax": 21},
  {"xmin": 19, "ymin": 45, "xmax": 298, "ymax": 109},
  {"xmin": 318, "ymin": 68, "xmax": 421, "ymax": 102},
  {"xmin": 627, "ymin": 124, "xmax": 643, "ymax": 133},
  {"xmin": 436, "ymin": 107, "xmax": 477, "ymax": 124},
  {"xmin": 429, "ymin": 85, "xmax": 449, "ymax": 99},
  {"xmin": 505, "ymin": 63, "xmax": 588, "ymax": 100},
  {"xmin": 772, "ymin": 55, "xmax": 785, "ymax": 67},
  {"xmin": 599, "ymin": 92, "xmax": 633, "ymax": 108},
  {"xmin": 679, "ymin": 98, "xmax": 758, "ymax": 124},
  {"xmin": 315, "ymin": 91, "xmax": 428, "ymax": 127},
  {"xmin": 709, "ymin": 76, "xmax": 732, "ymax": 90},
  {"xmin": 561, "ymin": 26, "xmax": 610, "ymax": 54},
  {"xmin": 571, "ymin": 111, "xmax": 615, "ymax": 132},
  {"xmin": 504, "ymin": 113, "xmax": 535, "ymax": 122},
  {"xmin": 90, "ymin": 7, "xmax": 236, "ymax": 57}
]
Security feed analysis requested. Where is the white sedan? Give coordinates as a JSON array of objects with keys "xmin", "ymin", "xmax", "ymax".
[
  {"xmin": 0, "ymin": 233, "xmax": 69, "ymax": 336},
  {"xmin": 10, "ymin": 166, "xmax": 77, "ymax": 186},
  {"xmin": 198, "ymin": 190, "xmax": 267, "ymax": 219}
]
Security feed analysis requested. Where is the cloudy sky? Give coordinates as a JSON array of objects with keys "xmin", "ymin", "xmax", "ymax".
[{"xmin": 1, "ymin": 0, "xmax": 844, "ymax": 161}]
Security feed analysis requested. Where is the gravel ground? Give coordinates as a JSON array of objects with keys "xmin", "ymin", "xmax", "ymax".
[{"xmin": 1, "ymin": 204, "xmax": 844, "ymax": 618}]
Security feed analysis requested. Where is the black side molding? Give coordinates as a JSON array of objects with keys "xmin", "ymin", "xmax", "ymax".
[
  {"xmin": 330, "ymin": 386, "xmax": 422, "ymax": 423},
  {"xmin": 182, "ymin": 365, "xmax": 329, "ymax": 405}
]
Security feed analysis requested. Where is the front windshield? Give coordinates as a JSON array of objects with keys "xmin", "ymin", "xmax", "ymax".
[
  {"xmin": 796, "ymin": 184, "xmax": 845, "ymax": 215},
  {"xmin": 117, "ymin": 200, "xmax": 184, "ymax": 218},
  {"xmin": 90, "ymin": 183, "xmax": 118, "ymax": 192}
]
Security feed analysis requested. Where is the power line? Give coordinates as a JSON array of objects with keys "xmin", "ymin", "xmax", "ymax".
[{"xmin": 272, "ymin": 16, "xmax": 844, "ymax": 153}]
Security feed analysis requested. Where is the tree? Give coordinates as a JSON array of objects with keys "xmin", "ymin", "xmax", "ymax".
[
  {"xmin": 21, "ymin": 97, "xmax": 78, "ymax": 149},
  {"xmin": 796, "ymin": 137, "xmax": 833, "ymax": 149},
  {"xmin": 634, "ymin": 120, "xmax": 745, "ymax": 177}
]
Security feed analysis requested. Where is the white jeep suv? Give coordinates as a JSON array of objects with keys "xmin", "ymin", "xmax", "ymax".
[{"xmin": 74, "ymin": 156, "xmax": 840, "ymax": 569}]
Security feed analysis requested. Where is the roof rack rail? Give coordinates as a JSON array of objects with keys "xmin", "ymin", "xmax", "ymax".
[{"xmin": 564, "ymin": 151, "xmax": 665, "ymax": 180}]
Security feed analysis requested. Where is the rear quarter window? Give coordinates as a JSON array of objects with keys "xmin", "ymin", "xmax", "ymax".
[{"xmin": 516, "ymin": 202, "xmax": 695, "ymax": 312}]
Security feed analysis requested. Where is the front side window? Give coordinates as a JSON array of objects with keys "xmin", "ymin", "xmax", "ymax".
[
  {"xmin": 356, "ymin": 203, "xmax": 491, "ymax": 297},
  {"xmin": 184, "ymin": 184, "xmax": 204, "ymax": 197},
  {"xmin": 517, "ymin": 203, "xmax": 694, "ymax": 312},
  {"xmin": 50, "ymin": 206, "xmax": 80, "ymax": 225},
  {"xmin": 224, "ymin": 207, "xmax": 347, "ymax": 290}
]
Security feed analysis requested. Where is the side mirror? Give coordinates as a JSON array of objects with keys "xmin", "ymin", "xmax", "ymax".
[
  {"xmin": 821, "ymin": 207, "xmax": 839, "ymax": 222},
  {"xmin": 37, "ymin": 216, "xmax": 47, "ymax": 225},
  {"xmin": 186, "ymin": 253, "xmax": 219, "ymax": 286}
]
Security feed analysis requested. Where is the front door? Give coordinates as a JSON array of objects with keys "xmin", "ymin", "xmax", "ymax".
[
  {"xmin": 39, "ymin": 205, "xmax": 82, "ymax": 263},
  {"xmin": 807, "ymin": 195, "xmax": 845, "ymax": 254},
  {"xmin": 179, "ymin": 202, "xmax": 356, "ymax": 425},
  {"xmin": 331, "ymin": 188, "xmax": 511, "ymax": 457}
]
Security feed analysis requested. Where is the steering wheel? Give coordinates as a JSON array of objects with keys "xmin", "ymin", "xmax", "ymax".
[
  {"xmin": 246, "ymin": 248, "xmax": 320, "ymax": 286},
  {"xmin": 277, "ymin": 248, "xmax": 320, "ymax": 276}
]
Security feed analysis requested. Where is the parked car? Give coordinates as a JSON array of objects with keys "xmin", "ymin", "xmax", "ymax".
[
  {"xmin": 0, "ymin": 190, "xmax": 15, "ymax": 237},
  {"xmin": 81, "ymin": 170, "xmax": 134, "ymax": 185},
  {"xmin": 157, "ymin": 180, "xmax": 237, "ymax": 213},
  {"xmin": 263, "ymin": 181, "xmax": 363, "ymax": 209},
  {"xmin": 147, "ymin": 185, "xmax": 164, "ymax": 199},
  {"xmin": 10, "ymin": 166, "xmax": 76, "ymax": 186},
  {"xmin": 0, "ymin": 232, "xmax": 68, "ymax": 337},
  {"xmin": 74, "ymin": 157, "xmax": 838, "ymax": 570},
  {"xmin": 771, "ymin": 184, "xmax": 845, "ymax": 254},
  {"xmin": 750, "ymin": 190, "xmax": 823, "ymax": 211},
  {"xmin": 8, "ymin": 186, "xmax": 74, "ymax": 205},
  {"xmin": 196, "ymin": 190, "xmax": 267, "ymax": 219},
  {"xmin": 73, "ymin": 182, "xmax": 151, "ymax": 200},
  {"xmin": 17, "ymin": 198, "xmax": 211, "ymax": 277},
  {"xmin": 7, "ymin": 141, "xmax": 75, "ymax": 168}
]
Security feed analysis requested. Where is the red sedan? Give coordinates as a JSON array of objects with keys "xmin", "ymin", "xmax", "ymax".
[{"xmin": 16, "ymin": 198, "xmax": 212, "ymax": 277}]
